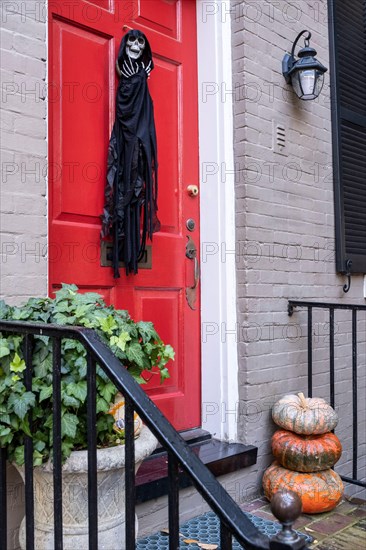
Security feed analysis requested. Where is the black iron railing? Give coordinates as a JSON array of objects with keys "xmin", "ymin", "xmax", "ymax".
[
  {"xmin": 0, "ymin": 320, "xmax": 307, "ymax": 550},
  {"xmin": 288, "ymin": 301, "xmax": 366, "ymax": 489}
]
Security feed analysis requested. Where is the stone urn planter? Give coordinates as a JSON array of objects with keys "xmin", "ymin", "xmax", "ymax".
[{"xmin": 15, "ymin": 426, "xmax": 157, "ymax": 549}]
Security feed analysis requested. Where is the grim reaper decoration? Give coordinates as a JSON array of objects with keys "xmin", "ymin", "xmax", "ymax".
[{"xmin": 101, "ymin": 30, "xmax": 160, "ymax": 277}]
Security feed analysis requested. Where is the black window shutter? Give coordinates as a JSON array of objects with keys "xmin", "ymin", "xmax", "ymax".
[{"xmin": 329, "ymin": 0, "xmax": 366, "ymax": 273}]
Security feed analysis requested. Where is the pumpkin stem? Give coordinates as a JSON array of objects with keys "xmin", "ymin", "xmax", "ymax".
[{"xmin": 298, "ymin": 392, "xmax": 308, "ymax": 409}]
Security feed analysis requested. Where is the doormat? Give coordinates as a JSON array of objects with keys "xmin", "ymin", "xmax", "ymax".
[{"xmin": 136, "ymin": 510, "xmax": 313, "ymax": 548}]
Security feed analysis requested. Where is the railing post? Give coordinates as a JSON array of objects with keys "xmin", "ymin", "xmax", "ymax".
[
  {"xmin": 0, "ymin": 447, "xmax": 7, "ymax": 550},
  {"xmin": 125, "ymin": 396, "xmax": 136, "ymax": 550},
  {"xmin": 87, "ymin": 353, "xmax": 98, "ymax": 550},
  {"xmin": 352, "ymin": 308, "xmax": 358, "ymax": 480},
  {"xmin": 329, "ymin": 308, "xmax": 335, "ymax": 409},
  {"xmin": 52, "ymin": 337, "xmax": 63, "ymax": 550},
  {"xmin": 168, "ymin": 453, "xmax": 180, "ymax": 550},
  {"xmin": 220, "ymin": 523, "xmax": 232, "ymax": 549},
  {"xmin": 24, "ymin": 334, "xmax": 35, "ymax": 550},
  {"xmin": 307, "ymin": 307, "xmax": 312, "ymax": 398}
]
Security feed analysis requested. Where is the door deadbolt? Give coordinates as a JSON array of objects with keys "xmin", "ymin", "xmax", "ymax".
[
  {"xmin": 187, "ymin": 185, "xmax": 199, "ymax": 197},
  {"xmin": 186, "ymin": 218, "xmax": 195, "ymax": 231}
]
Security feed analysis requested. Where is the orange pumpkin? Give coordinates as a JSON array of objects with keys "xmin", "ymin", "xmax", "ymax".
[
  {"xmin": 272, "ymin": 392, "xmax": 338, "ymax": 435},
  {"xmin": 263, "ymin": 461, "xmax": 343, "ymax": 514},
  {"xmin": 272, "ymin": 430, "xmax": 342, "ymax": 472}
]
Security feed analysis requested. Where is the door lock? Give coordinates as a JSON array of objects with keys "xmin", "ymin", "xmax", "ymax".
[{"xmin": 186, "ymin": 218, "xmax": 195, "ymax": 231}]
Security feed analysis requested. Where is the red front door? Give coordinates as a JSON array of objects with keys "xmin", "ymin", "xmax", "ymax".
[{"xmin": 48, "ymin": 0, "xmax": 200, "ymax": 430}]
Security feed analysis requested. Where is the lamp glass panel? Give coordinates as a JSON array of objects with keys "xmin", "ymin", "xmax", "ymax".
[
  {"xmin": 299, "ymin": 69, "xmax": 316, "ymax": 97},
  {"xmin": 314, "ymin": 71, "xmax": 325, "ymax": 96},
  {"xmin": 291, "ymin": 72, "xmax": 302, "ymax": 98}
]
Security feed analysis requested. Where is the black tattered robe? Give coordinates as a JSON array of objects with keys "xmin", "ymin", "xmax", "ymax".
[{"xmin": 101, "ymin": 32, "xmax": 160, "ymax": 277}]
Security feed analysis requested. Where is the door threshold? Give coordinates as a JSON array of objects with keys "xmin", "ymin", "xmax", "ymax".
[
  {"xmin": 150, "ymin": 428, "xmax": 212, "ymax": 456},
  {"xmin": 136, "ymin": 430, "xmax": 258, "ymax": 503}
]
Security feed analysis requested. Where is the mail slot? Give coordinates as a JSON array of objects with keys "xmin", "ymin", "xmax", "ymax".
[{"xmin": 100, "ymin": 242, "xmax": 152, "ymax": 269}]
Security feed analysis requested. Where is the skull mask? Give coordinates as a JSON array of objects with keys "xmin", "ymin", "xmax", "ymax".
[
  {"xmin": 116, "ymin": 30, "xmax": 154, "ymax": 79},
  {"xmin": 126, "ymin": 35, "xmax": 145, "ymax": 60}
]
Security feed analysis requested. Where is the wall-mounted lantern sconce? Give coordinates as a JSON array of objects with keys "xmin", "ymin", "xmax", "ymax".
[{"xmin": 282, "ymin": 30, "xmax": 328, "ymax": 100}]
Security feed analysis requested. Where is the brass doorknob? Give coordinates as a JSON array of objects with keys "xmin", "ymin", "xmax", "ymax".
[{"xmin": 187, "ymin": 185, "xmax": 199, "ymax": 197}]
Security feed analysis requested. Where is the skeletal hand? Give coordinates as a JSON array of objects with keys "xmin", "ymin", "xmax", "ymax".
[
  {"xmin": 142, "ymin": 61, "xmax": 152, "ymax": 77},
  {"xmin": 120, "ymin": 57, "xmax": 152, "ymax": 79}
]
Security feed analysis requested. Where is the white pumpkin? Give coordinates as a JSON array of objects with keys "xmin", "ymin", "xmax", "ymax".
[{"xmin": 272, "ymin": 392, "xmax": 338, "ymax": 435}]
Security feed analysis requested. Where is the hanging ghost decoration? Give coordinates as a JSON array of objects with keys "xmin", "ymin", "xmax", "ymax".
[{"xmin": 101, "ymin": 30, "xmax": 160, "ymax": 277}]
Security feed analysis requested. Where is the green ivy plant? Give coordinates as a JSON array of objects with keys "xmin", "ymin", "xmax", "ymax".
[{"xmin": 0, "ymin": 284, "xmax": 174, "ymax": 466}]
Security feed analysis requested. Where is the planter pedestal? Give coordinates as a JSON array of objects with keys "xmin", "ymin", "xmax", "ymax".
[{"xmin": 16, "ymin": 426, "xmax": 157, "ymax": 549}]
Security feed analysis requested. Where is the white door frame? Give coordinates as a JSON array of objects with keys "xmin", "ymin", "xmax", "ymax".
[{"xmin": 197, "ymin": 1, "xmax": 239, "ymax": 441}]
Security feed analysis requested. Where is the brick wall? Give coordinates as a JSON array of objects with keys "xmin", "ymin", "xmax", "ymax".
[
  {"xmin": 0, "ymin": 0, "xmax": 47, "ymax": 305},
  {"xmin": 231, "ymin": 0, "xmax": 366, "ymax": 498},
  {"xmin": 1, "ymin": 3, "xmax": 47, "ymax": 546}
]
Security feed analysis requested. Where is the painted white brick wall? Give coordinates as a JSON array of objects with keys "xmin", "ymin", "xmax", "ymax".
[
  {"xmin": 0, "ymin": 0, "xmax": 47, "ymax": 306},
  {"xmin": 229, "ymin": 0, "xmax": 366, "ymax": 499},
  {"xmin": 1, "ymin": 3, "xmax": 47, "ymax": 547}
]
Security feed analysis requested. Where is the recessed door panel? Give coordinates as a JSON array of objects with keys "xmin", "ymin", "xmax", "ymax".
[
  {"xmin": 136, "ymin": 289, "xmax": 181, "ymax": 393},
  {"xmin": 84, "ymin": 0, "xmax": 112, "ymax": 11},
  {"xmin": 52, "ymin": 20, "xmax": 112, "ymax": 221},
  {"xmin": 135, "ymin": 0, "xmax": 179, "ymax": 39},
  {"xmin": 150, "ymin": 57, "xmax": 180, "ymax": 232}
]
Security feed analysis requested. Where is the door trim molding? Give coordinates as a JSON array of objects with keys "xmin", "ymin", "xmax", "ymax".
[{"xmin": 197, "ymin": 1, "xmax": 239, "ymax": 441}]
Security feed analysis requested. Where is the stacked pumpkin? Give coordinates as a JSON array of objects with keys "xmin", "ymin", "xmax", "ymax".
[{"xmin": 263, "ymin": 392, "xmax": 344, "ymax": 514}]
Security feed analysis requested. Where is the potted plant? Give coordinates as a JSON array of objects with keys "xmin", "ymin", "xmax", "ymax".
[{"xmin": 0, "ymin": 284, "xmax": 174, "ymax": 549}]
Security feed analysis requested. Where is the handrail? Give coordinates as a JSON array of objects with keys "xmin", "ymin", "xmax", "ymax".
[
  {"xmin": 0, "ymin": 320, "xmax": 307, "ymax": 549},
  {"xmin": 288, "ymin": 300, "xmax": 366, "ymax": 314},
  {"xmin": 288, "ymin": 300, "xmax": 366, "ymax": 489}
]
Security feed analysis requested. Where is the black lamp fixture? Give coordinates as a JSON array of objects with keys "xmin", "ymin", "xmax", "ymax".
[{"xmin": 282, "ymin": 30, "xmax": 328, "ymax": 100}]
